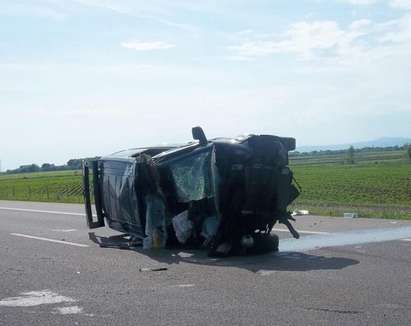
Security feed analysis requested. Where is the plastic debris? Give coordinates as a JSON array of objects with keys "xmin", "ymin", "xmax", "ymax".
[
  {"xmin": 292, "ymin": 210, "xmax": 309, "ymax": 216},
  {"xmin": 139, "ymin": 267, "xmax": 168, "ymax": 272},
  {"xmin": 172, "ymin": 211, "xmax": 194, "ymax": 244},
  {"xmin": 344, "ymin": 212, "xmax": 358, "ymax": 218},
  {"xmin": 201, "ymin": 215, "xmax": 219, "ymax": 241}
]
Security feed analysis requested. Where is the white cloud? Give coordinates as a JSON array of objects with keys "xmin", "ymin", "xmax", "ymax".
[
  {"xmin": 228, "ymin": 19, "xmax": 373, "ymax": 61},
  {"xmin": 341, "ymin": 0, "xmax": 379, "ymax": 4},
  {"xmin": 227, "ymin": 14, "xmax": 411, "ymax": 68},
  {"xmin": 337, "ymin": 0, "xmax": 411, "ymax": 10},
  {"xmin": 0, "ymin": 1, "xmax": 67, "ymax": 19},
  {"xmin": 72, "ymin": 0, "xmax": 198, "ymax": 32},
  {"xmin": 121, "ymin": 40, "xmax": 176, "ymax": 51},
  {"xmin": 378, "ymin": 14, "xmax": 411, "ymax": 42},
  {"xmin": 390, "ymin": 0, "xmax": 411, "ymax": 9},
  {"xmin": 344, "ymin": 0, "xmax": 411, "ymax": 10}
]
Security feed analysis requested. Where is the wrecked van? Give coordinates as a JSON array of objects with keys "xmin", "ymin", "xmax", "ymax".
[{"xmin": 83, "ymin": 127, "xmax": 300, "ymax": 256}]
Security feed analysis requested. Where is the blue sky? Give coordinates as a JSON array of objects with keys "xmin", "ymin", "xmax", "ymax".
[{"xmin": 1, "ymin": 0, "xmax": 411, "ymax": 170}]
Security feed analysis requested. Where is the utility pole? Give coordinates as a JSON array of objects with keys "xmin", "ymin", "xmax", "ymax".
[{"xmin": 347, "ymin": 146, "xmax": 355, "ymax": 164}]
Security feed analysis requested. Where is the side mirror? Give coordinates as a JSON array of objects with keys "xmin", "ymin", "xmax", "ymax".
[{"xmin": 192, "ymin": 126, "xmax": 208, "ymax": 146}]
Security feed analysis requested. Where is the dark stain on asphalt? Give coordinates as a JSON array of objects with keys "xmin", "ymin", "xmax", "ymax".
[{"xmin": 302, "ymin": 307, "xmax": 363, "ymax": 314}]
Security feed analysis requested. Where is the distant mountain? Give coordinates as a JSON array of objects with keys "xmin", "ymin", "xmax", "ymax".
[{"xmin": 296, "ymin": 137, "xmax": 411, "ymax": 153}]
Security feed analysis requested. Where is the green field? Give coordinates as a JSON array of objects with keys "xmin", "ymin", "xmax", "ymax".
[
  {"xmin": 0, "ymin": 170, "xmax": 84, "ymax": 203},
  {"xmin": 290, "ymin": 162, "xmax": 411, "ymax": 219},
  {"xmin": 290, "ymin": 149, "xmax": 407, "ymax": 165},
  {"xmin": 0, "ymin": 150, "xmax": 410, "ymax": 219},
  {"xmin": 287, "ymin": 148, "xmax": 411, "ymax": 219}
]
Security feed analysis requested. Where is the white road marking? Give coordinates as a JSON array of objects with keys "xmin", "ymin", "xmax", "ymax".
[
  {"xmin": 51, "ymin": 229, "xmax": 77, "ymax": 233},
  {"xmin": 0, "ymin": 290, "xmax": 75, "ymax": 307},
  {"xmin": 272, "ymin": 228, "xmax": 330, "ymax": 235},
  {"xmin": 10, "ymin": 233, "xmax": 89, "ymax": 247},
  {"xmin": 54, "ymin": 306, "xmax": 84, "ymax": 315},
  {"xmin": 0, "ymin": 206, "xmax": 86, "ymax": 216},
  {"xmin": 173, "ymin": 284, "xmax": 195, "ymax": 288}
]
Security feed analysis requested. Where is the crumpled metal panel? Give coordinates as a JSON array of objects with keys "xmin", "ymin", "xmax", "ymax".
[{"xmin": 167, "ymin": 147, "xmax": 214, "ymax": 203}]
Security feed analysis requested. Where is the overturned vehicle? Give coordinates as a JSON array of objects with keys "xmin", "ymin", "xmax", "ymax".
[{"xmin": 83, "ymin": 127, "xmax": 300, "ymax": 256}]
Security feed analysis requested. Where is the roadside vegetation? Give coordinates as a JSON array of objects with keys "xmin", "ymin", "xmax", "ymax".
[
  {"xmin": 0, "ymin": 146, "xmax": 410, "ymax": 219},
  {"xmin": 288, "ymin": 146, "xmax": 411, "ymax": 219},
  {"xmin": 0, "ymin": 170, "xmax": 84, "ymax": 203},
  {"xmin": 290, "ymin": 162, "xmax": 411, "ymax": 219},
  {"xmin": 3, "ymin": 157, "xmax": 98, "ymax": 174}
]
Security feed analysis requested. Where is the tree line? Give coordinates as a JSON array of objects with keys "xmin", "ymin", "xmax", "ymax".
[
  {"xmin": 291, "ymin": 144, "xmax": 411, "ymax": 164},
  {"xmin": 3, "ymin": 157, "xmax": 100, "ymax": 174},
  {"xmin": 3, "ymin": 144, "xmax": 411, "ymax": 175},
  {"xmin": 291, "ymin": 144, "xmax": 411, "ymax": 157}
]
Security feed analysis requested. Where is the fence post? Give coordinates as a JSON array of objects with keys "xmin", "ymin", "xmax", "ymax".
[{"xmin": 46, "ymin": 186, "xmax": 49, "ymax": 200}]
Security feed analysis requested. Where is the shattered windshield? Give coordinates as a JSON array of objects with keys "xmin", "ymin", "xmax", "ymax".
[{"xmin": 168, "ymin": 149, "xmax": 214, "ymax": 203}]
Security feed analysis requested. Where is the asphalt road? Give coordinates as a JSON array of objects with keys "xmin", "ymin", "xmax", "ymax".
[{"xmin": 0, "ymin": 200, "xmax": 411, "ymax": 326}]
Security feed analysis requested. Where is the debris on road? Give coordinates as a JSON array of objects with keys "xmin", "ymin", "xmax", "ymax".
[
  {"xmin": 139, "ymin": 267, "xmax": 168, "ymax": 272},
  {"xmin": 292, "ymin": 210, "xmax": 310, "ymax": 216},
  {"xmin": 344, "ymin": 213, "xmax": 358, "ymax": 218}
]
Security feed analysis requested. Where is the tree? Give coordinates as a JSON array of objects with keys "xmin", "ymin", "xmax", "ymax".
[
  {"xmin": 346, "ymin": 146, "xmax": 355, "ymax": 164},
  {"xmin": 67, "ymin": 159, "xmax": 82, "ymax": 169},
  {"xmin": 17, "ymin": 164, "xmax": 40, "ymax": 173},
  {"xmin": 407, "ymin": 144, "xmax": 411, "ymax": 161},
  {"xmin": 41, "ymin": 163, "xmax": 56, "ymax": 171}
]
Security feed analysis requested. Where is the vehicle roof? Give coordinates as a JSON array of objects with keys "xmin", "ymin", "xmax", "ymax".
[
  {"xmin": 105, "ymin": 135, "xmax": 254, "ymax": 160},
  {"xmin": 108, "ymin": 146, "xmax": 178, "ymax": 158}
]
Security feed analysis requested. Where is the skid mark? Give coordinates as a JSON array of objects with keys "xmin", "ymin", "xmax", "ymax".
[{"xmin": 303, "ymin": 306, "xmax": 363, "ymax": 314}]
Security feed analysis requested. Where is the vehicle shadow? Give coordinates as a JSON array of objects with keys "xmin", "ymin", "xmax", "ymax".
[{"xmin": 88, "ymin": 232, "xmax": 359, "ymax": 273}]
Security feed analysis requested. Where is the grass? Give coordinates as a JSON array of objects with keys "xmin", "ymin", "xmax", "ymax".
[
  {"xmin": 0, "ymin": 149, "xmax": 410, "ymax": 219},
  {"xmin": 290, "ymin": 149, "xmax": 407, "ymax": 166},
  {"xmin": 0, "ymin": 169, "xmax": 80, "ymax": 180},
  {"xmin": 291, "ymin": 162, "xmax": 411, "ymax": 206},
  {"xmin": 290, "ymin": 161, "xmax": 411, "ymax": 219},
  {"xmin": 0, "ymin": 170, "xmax": 84, "ymax": 203}
]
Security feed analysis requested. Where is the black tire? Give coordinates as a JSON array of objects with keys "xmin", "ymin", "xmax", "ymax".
[{"xmin": 247, "ymin": 233, "xmax": 279, "ymax": 255}]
